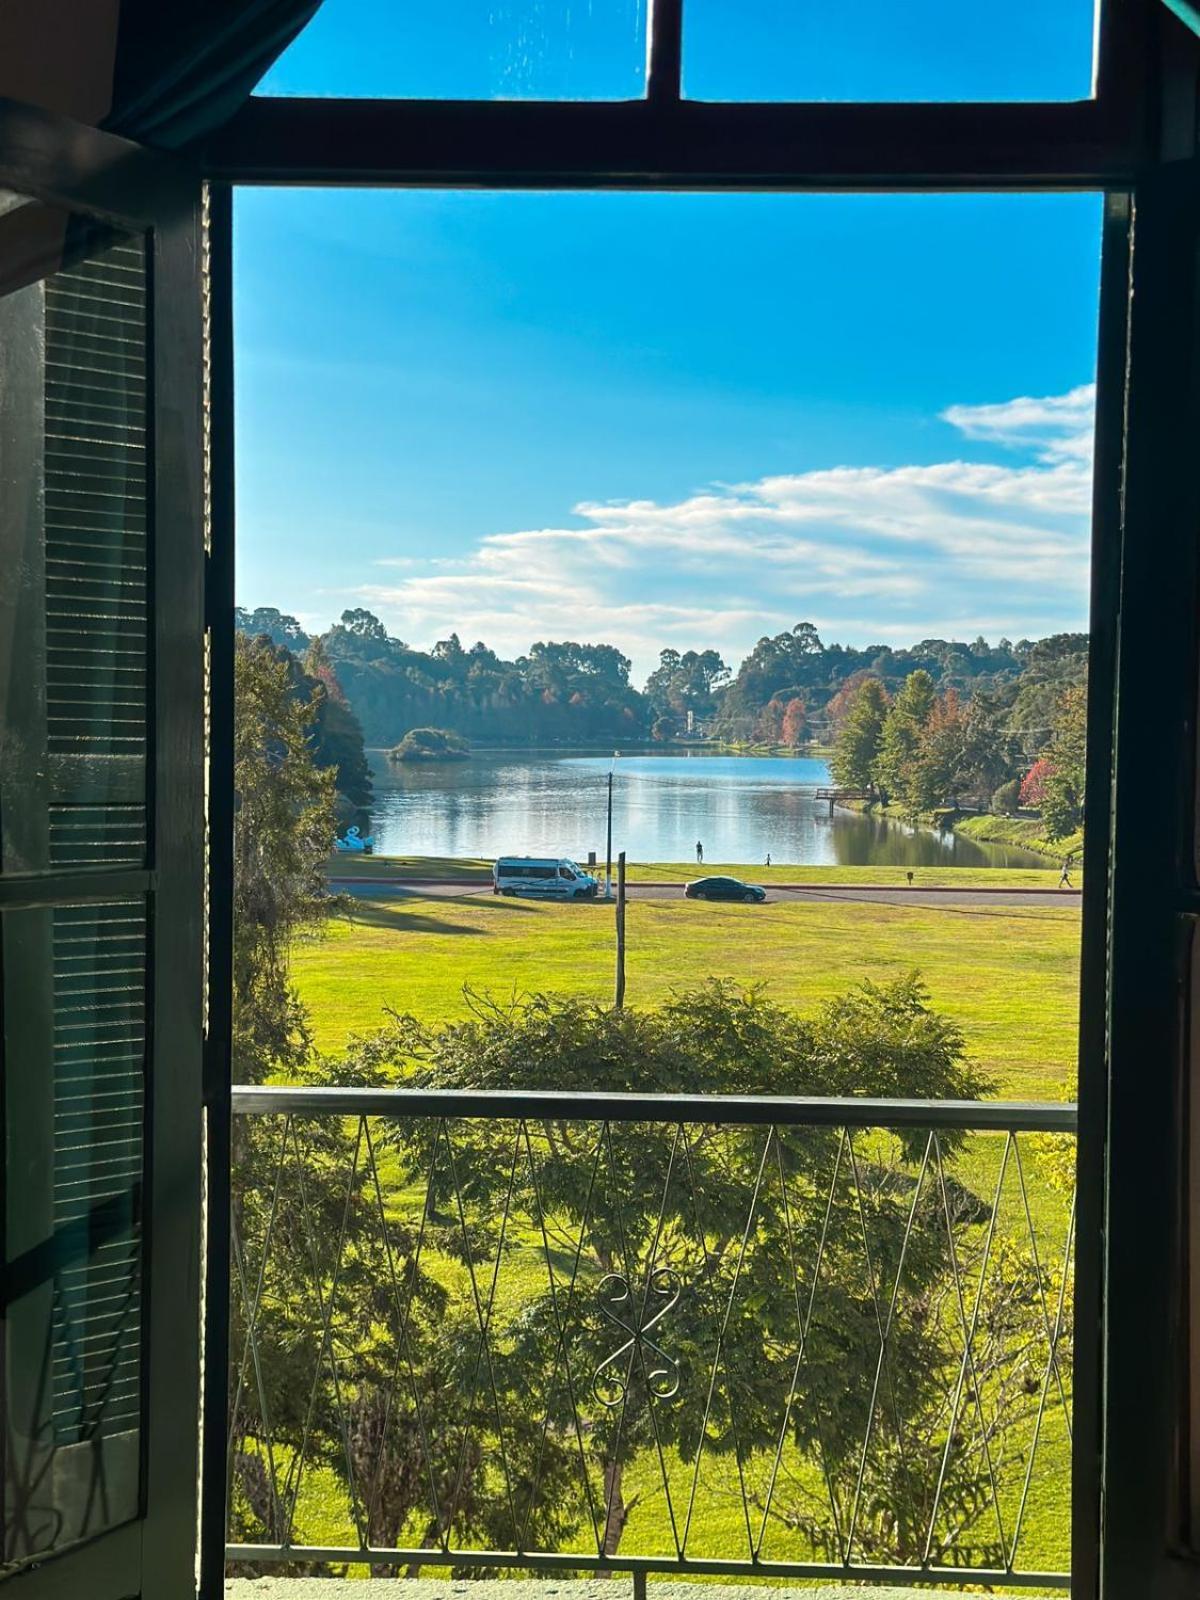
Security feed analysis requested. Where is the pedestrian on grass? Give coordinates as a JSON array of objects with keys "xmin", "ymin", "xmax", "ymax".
[
  {"xmin": 765, "ymin": 852, "xmax": 772, "ymax": 867},
  {"xmin": 696, "ymin": 839, "xmax": 704, "ymax": 864},
  {"xmin": 1059, "ymin": 854, "xmax": 1073, "ymax": 889},
  {"xmin": 906, "ymin": 870, "xmax": 914, "ymax": 888}
]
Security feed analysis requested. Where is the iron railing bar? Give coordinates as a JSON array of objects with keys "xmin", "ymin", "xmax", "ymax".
[
  {"xmin": 680, "ymin": 1126, "xmax": 773, "ymax": 1554},
  {"xmin": 223, "ymin": 1540, "xmax": 1071, "ymax": 1587},
  {"xmin": 593, "ymin": 1118, "xmax": 655, "ymax": 1562},
  {"xmin": 617, "ymin": 1123, "xmax": 686, "ymax": 1559},
  {"xmin": 676, "ymin": 1122, "xmax": 762, "ymax": 1555},
  {"xmin": 930, "ymin": 1131, "xmax": 1010, "ymax": 1566},
  {"xmin": 516, "ymin": 1120, "xmax": 606, "ymax": 1555},
  {"xmin": 282, "ymin": 1115, "xmax": 366, "ymax": 1547},
  {"xmin": 844, "ymin": 1131, "xmax": 933, "ymax": 1559},
  {"xmin": 1012, "ymin": 1135, "xmax": 1075, "ymax": 1432},
  {"xmin": 923, "ymin": 1130, "xmax": 1012, "ymax": 1566},
  {"xmin": 753, "ymin": 1129, "xmax": 834, "ymax": 1558},
  {"xmin": 230, "ymin": 1086, "xmax": 1077, "ymax": 1132},
  {"xmin": 442, "ymin": 1118, "xmax": 525, "ymax": 1547},
  {"xmin": 1010, "ymin": 1190, "xmax": 1078, "ymax": 1559},
  {"xmin": 360, "ymin": 1115, "xmax": 446, "ymax": 1548}
]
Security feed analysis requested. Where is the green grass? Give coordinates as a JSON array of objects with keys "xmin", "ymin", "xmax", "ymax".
[
  {"xmin": 328, "ymin": 854, "xmax": 1065, "ymax": 889},
  {"xmin": 293, "ymin": 892, "xmax": 1080, "ymax": 1100},
  {"xmin": 277, "ymin": 894, "xmax": 1081, "ymax": 1582},
  {"xmin": 954, "ymin": 813, "xmax": 1085, "ymax": 862}
]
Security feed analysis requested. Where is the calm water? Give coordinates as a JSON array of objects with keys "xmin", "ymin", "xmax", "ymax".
[{"xmin": 366, "ymin": 751, "xmax": 1047, "ymax": 870}]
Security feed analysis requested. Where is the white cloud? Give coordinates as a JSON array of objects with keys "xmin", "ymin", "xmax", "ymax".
[
  {"xmin": 940, "ymin": 383, "xmax": 1095, "ymax": 463},
  {"xmin": 348, "ymin": 384, "xmax": 1096, "ymax": 680}
]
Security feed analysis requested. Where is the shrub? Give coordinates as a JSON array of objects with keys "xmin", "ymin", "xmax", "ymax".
[
  {"xmin": 389, "ymin": 726, "xmax": 470, "ymax": 761},
  {"xmin": 992, "ymin": 778, "xmax": 1021, "ymax": 814}
]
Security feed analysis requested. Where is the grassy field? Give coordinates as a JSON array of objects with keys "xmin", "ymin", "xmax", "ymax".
[
  {"xmin": 276, "ymin": 882, "xmax": 1080, "ymax": 1581},
  {"xmin": 327, "ymin": 854, "xmax": 1067, "ymax": 889},
  {"xmin": 294, "ymin": 890, "xmax": 1080, "ymax": 1100}
]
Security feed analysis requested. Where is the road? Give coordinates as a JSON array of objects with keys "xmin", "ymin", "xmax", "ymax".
[{"xmin": 330, "ymin": 878, "xmax": 1081, "ymax": 910}]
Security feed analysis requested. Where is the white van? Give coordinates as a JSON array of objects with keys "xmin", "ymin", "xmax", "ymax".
[{"xmin": 493, "ymin": 857, "xmax": 599, "ymax": 900}]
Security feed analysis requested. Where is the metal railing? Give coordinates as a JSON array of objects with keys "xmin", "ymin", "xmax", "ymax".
[{"xmin": 226, "ymin": 1087, "xmax": 1076, "ymax": 1590}]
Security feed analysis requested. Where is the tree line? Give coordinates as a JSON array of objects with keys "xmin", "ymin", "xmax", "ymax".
[
  {"xmin": 238, "ymin": 602, "xmax": 1086, "ymax": 760},
  {"xmin": 829, "ymin": 667, "xmax": 1086, "ymax": 839}
]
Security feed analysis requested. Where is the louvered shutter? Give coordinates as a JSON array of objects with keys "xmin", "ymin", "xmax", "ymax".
[{"xmin": 0, "ymin": 173, "xmax": 205, "ymax": 1600}]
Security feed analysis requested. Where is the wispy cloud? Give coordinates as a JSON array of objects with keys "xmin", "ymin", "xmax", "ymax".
[{"xmin": 351, "ymin": 384, "xmax": 1095, "ymax": 678}]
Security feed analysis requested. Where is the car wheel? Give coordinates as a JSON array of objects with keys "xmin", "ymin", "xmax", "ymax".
[{"xmin": 502, "ymin": 888, "xmax": 517, "ymax": 897}]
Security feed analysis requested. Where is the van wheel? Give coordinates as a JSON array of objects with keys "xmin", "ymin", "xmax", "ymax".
[{"xmin": 502, "ymin": 888, "xmax": 517, "ymax": 897}]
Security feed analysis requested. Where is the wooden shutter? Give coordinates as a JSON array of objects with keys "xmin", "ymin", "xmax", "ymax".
[{"xmin": 0, "ymin": 148, "xmax": 205, "ymax": 1600}]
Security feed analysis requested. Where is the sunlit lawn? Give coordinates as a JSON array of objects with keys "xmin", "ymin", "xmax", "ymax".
[
  {"xmin": 293, "ymin": 893, "xmax": 1080, "ymax": 1101},
  {"xmin": 278, "ymin": 885, "xmax": 1080, "ymax": 1584}
]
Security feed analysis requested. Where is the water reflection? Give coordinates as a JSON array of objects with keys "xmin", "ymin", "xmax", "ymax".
[{"xmin": 367, "ymin": 752, "xmax": 1046, "ymax": 870}]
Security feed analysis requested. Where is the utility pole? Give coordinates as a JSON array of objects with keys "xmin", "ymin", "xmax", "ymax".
[
  {"xmin": 614, "ymin": 851, "xmax": 627, "ymax": 1009},
  {"xmin": 605, "ymin": 769, "xmax": 613, "ymax": 900}
]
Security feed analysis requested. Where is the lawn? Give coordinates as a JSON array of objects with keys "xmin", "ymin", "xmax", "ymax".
[
  {"xmin": 293, "ymin": 891, "xmax": 1080, "ymax": 1100},
  {"xmin": 274, "ymin": 889, "xmax": 1081, "ymax": 1584}
]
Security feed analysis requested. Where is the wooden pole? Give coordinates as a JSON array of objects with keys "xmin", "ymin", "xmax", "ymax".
[{"xmin": 615, "ymin": 851, "xmax": 627, "ymax": 1009}]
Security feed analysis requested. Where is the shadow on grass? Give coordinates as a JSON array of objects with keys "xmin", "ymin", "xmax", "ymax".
[{"xmin": 341, "ymin": 902, "xmax": 487, "ymax": 935}]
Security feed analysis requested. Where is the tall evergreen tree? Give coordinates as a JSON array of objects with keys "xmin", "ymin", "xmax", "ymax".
[{"xmin": 829, "ymin": 676, "xmax": 890, "ymax": 791}]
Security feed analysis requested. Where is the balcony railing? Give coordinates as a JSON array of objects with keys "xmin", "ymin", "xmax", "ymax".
[{"xmin": 226, "ymin": 1087, "xmax": 1076, "ymax": 1590}]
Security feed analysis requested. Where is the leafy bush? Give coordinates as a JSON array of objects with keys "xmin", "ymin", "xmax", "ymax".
[
  {"xmin": 389, "ymin": 725, "xmax": 470, "ymax": 761},
  {"xmin": 992, "ymin": 777, "xmax": 1021, "ymax": 814}
]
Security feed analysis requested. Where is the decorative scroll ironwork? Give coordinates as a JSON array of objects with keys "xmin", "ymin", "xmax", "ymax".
[
  {"xmin": 225, "ymin": 1090, "xmax": 1076, "ymax": 1591},
  {"xmin": 594, "ymin": 1268, "xmax": 682, "ymax": 1408}
]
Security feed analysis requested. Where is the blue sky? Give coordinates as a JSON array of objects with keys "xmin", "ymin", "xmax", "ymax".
[{"xmin": 237, "ymin": 5, "xmax": 1102, "ymax": 683}]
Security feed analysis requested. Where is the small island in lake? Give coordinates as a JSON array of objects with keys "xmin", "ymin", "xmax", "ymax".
[{"xmin": 389, "ymin": 726, "xmax": 471, "ymax": 762}]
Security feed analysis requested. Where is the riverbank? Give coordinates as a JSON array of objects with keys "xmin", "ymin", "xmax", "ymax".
[{"xmin": 843, "ymin": 799, "xmax": 1083, "ymax": 866}]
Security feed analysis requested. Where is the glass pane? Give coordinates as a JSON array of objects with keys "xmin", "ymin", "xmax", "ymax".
[
  {"xmin": 2, "ymin": 900, "xmax": 146, "ymax": 1571},
  {"xmin": 258, "ymin": 0, "xmax": 648, "ymax": 101},
  {"xmin": 0, "ymin": 220, "xmax": 150, "ymax": 874},
  {"xmin": 684, "ymin": 0, "xmax": 1096, "ymax": 103}
]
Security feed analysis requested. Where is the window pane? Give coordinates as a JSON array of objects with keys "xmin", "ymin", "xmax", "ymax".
[
  {"xmin": 259, "ymin": 0, "xmax": 648, "ymax": 101},
  {"xmin": 0, "ymin": 224, "xmax": 149, "ymax": 874},
  {"xmin": 684, "ymin": 0, "xmax": 1096, "ymax": 103}
]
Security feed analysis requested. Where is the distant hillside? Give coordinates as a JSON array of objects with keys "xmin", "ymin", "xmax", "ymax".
[{"xmin": 236, "ymin": 607, "xmax": 1087, "ymax": 761}]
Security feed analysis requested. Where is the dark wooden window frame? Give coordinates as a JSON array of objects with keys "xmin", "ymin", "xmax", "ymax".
[
  {"xmin": 196, "ymin": 4, "xmax": 1200, "ymax": 1598},
  {"xmin": 9, "ymin": 0, "xmax": 1200, "ymax": 1595}
]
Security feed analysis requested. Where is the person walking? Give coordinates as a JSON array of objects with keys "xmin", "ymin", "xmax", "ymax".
[
  {"xmin": 696, "ymin": 839, "xmax": 704, "ymax": 864},
  {"xmin": 1059, "ymin": 854, "xmax": 1074, "ymax": 889},
  {"xmin": 765, "ymin": 852, "xmax": 772, "ymax": 867}
]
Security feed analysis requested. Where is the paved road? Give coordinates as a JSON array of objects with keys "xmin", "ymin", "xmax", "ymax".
[{"xmin": 331, "ymin": 878, "xmax": 1081, "ymax": 910}]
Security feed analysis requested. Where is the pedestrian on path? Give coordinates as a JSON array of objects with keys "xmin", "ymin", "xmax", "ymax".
[{"xmin": 696, "ymin": 839, "xmax": 704, "ymax": 863}]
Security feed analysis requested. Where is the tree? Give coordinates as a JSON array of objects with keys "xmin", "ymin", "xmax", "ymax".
[
  {"xmin": 233, "ymin": 634, "xmax": 338, "ymax": 1086},
  {"xmin": 829, "ymin": 677, "xmax": 889, "ymax": 791},
  {"xmin": 234, "ymin": 978, "xmax": 1059, "ymax": 1571},
  {"xmin": 1028, "ymin": 684, "xmax": 1086, "ymax": 841},
  {"xmin": 234, "ymin": 605, "xmax": 310, "ymax": 652},
  {"xmin": 909, "ymin": 690, "xmax": 968, "ymax": 812},
  {"xmin": 1019, "ymin": 758, "xmax": 1054, "ymax": 809},
  {"xmin": 780, "ymin": 695, "xmax": 807, "ymax": 747},
  {"xmin": 874, "ymin": 670, "xmax": 936, "ymax": 811}
]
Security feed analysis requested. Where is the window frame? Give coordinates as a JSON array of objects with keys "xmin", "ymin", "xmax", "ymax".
[{"xmin": 191, "ymin": 3, "xmax": 1200, "ymax": 1597}]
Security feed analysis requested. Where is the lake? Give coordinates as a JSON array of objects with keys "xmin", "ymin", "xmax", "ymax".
[{"xmin": 365, "ymin": 751, "xmax": 1047, "ymax": 870}]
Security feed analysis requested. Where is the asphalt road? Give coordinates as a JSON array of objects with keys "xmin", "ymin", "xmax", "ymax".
[{"xmin": 330, "ymin": 879, "xmax": 1080, "ymax": 910}]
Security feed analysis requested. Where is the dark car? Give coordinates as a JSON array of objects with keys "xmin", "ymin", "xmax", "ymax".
[{"xmin": 684, "ymin": 876, "xmax": 767, "ymax": 903}]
